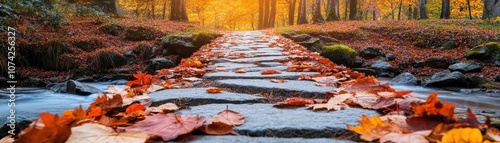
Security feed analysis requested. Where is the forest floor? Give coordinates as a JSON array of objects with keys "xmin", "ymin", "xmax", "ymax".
[{"xmin": 278, "ymin": 20, "xmax": 500, "ymax": 81}]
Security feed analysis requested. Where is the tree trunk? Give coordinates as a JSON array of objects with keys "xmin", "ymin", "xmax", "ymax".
[
  {"xmin": 312, "ymin": 0, "xmax": 325, "ymax": 23},
  {"xmin": 466, "ymin": 0, "xmax": 472, "ymax": 19},
  {"xmin": 264, "ymin": 0, "xmax": 271, "ymax": 27},
  {"xmin": 344, "ymin": 0, "xmax": 349, "ymax": 20},
  {"xmin": 440, "ymin": 0, "xmax": 450, "ymax": 19},
  {"xmin": 152, "ymin": 0, "xmax": 155, "ymax": 19},
  {"xmin": 349, "ymin": 0, "xmax": 357, "ymax": 20},
  {"xmin": 179, "ymin": 0, "xmax": 188, "ymax": 21},
  {"xmin": 162, "ymin": 0, "xmax": 167, "ymax": 19},
  {"xmin": 259, "ymin": 0, "xmax": 264, "ymax": 29},
  {"xmin": 413, "ymin": 7, "xmax": 418, "ymax": 19},
  {"xmin": 408, "ymin": 5, "xmax": 413, "ymax": 20},
  {"xmin": 397, "ymin": 0, "xmax": 403, "ymax": 20},
  {"xmin": 269, "ymin": 0, "xmax": 277, "ymax": 28},
  {"xmin": 288, "ymin": 0, "xmax": 297, "ymax": 25},
  {"xmin": 297, "ymin": 0, "xmax": 308, "ymax": 24},
  {"xmin": 326, "ymin": 0, "xmax": 340, "ymax": 21},
  {"xmin": 93, "ymin": 0, "xmax": 118, "ymax": 15},
  {"xmin": 495, "ymin": 1, "xmax": 500, "ymax": 18},
  {"xmin": 419, "ymin": 0, "xmax": 428, "ymax": 19}
]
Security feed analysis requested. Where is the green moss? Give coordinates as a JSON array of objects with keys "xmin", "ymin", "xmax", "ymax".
[
  {"xmin": 125, "ymin": 26, "xmax": 159, "ymax": 41},
  {"xmin": 192, "ymin": 30, "xmax": 218, "ymax": 47},
  {"xmin": 320, "ymin": 44, "xmax": 357, "ymax": 67},
  {"xmin": 466, "ymin": 42, "xmax": 500, "ymax": 60}
]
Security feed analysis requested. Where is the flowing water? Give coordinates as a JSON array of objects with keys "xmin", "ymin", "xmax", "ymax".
[{"xmin": 1, "ymin": 79, "xmax": 499, "ymax": 124}]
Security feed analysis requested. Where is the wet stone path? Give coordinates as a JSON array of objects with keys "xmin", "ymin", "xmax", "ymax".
[{"xmin": 152, "ymin": 31, "xmax": 377, "ymax": 142}]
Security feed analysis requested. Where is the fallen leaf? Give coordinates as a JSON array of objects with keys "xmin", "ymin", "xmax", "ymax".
[
  {"xmin": 275, "ymin": 98, "xmax": 315, "ymax": 107},
  {"xmin": 427, "ymin": 123, "xmax": 470, "ymax": 142},
  {"xmin": 312, "ymin": 76, "xmax": 346, "ymax": 86},
  {"xmin": 377, "ymin": 90, "xmax": 413, "ymax": 98},
  {"xmin": 347, "ymin": 114, "xmax": 403, "ymax": 141},
  {"xmin": 66, "ymin": 123, "xmax": 148, "ymax": 143},
  {"xmin": 146, "ymin": 103, "xmax": 179, "ymax": 113},
  {"xmin": 126, "ymin": 114, "xmax": 205, "ymax": 141},
  {"xmin": 88, "ymin": 94, "xmax": 123, "ymax": 112},
  {"xmin": 261, "ymin": 70, "xmax": 281, "ymax": 75},
  {"xmin": 183, "ymin": 77, "xmax": 203, "ymax": 82},
  {"xmin": 270, "ymin": 79, "xmax": 287, "ymax": 83},
  {"xmin": 350, "ymin": 91, "xmax": 396, "ymax": 110},
  {"xmin": 412, "ymin": 92, "xmax": 455, "ymax": 119},
  {"xmin": 206, "ymin": 87, "xmax": 223, "ymax": 93},
  {"xmin": 126, "ymin": 103, "xmax": 146, "ymax": 115},
  {"xmin": 208, "ymin": 109, "xmax": 245, "ymax": 126},
  {"xmin": 342, "ymin": 75, "xmax": 394, "ymax": 93},
  {"xmin": 441, "ymin": 128, "xmax": 482, "ymax": 143},
  {"xmin": 406, "ymin": 116, "xmax": 453, "ymax": 132},
  {"xmin": 484, "ymin": 127, "xmax": 500, "ymax": 142},
  {"xmin": 234, "ymin": 68, "xmax": 246, "ymax": 73},
  {"xmin": 308, "ymin": 93, "xmax": 351, "ymax": 111},
  {"xmin": 198, "ymin": 122, "xmax": 236, "ymax": 135},
  {"xmin": 105, "ymin": 86, "xmax": 128, "ymax": 97},
  {"xmin": 465, "ymin": 108, "xmax": 479, "ymax": 128},
  {"xmin": 380, "ymin": 130, "xmax": 431, "ymax": 143},
  {"xmin": 0, "ymin": 135, "xmax": 14, "ymax": 143},
  {"xmin": 88, "ymin": 107, "xmax": 102, "ymax": 118},
  {"xmin": 15, "ymin": 113, "xmax": 72, "ymax": 143},
  {"xmin": 127, "ymin": 74, "xmax": 152, "ymax": 87}
]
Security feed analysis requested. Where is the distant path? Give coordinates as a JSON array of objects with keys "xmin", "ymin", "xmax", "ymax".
[{"xmin": 150, "ymin": 31, "xmax": 375, "ymax": 142}]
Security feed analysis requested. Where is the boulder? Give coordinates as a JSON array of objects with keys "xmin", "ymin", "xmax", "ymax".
[
  {"xmin": 448, "ymin": 62, "xmax": 483, "ymax": 73},
  {"xmin": 161, "ymin": 32, "xmax": 219, "ymax": 58},
  {"xmin": 281, "ymin": 31, "xmax": 296, "ymax": 39},
  {"xmin": 145, "ymin": 58, "xmax": 176, "ymax": 74},
  {"xmin": 412, "ymin": 60, "xmax": 426, "ymax": 68},
  {"xmin": 390, "ymin": 72, "xmax": 418, "ymax": 86},
  {"xmin": 360, "ymin": 46, "xmax": 384, "ymax": 59},
  {"xmin": 24, "ymin": 78, "xmax": 47, "ymax": 87},
  {"xmin": 440, "ymin": 40, "xmax": 457, "ymax": 50},
  {"xmin": 426, "ymin": 56, "xmax": 450, "ymax": 69},
  {"xmin": 125, "ymin": 26, "xmax": 162, "ymax": 41},
  {"xmin": 353, "ymin": 56, "xmax": 364, "ymax": 68},
  {"xmin": 76, "ymin": 78, "xmax": 95, "ymax": 82},
  {"xmin": 465, "ymin": 76, "xmax": 499, "ymax": 89},
  {"xmin": 296, "ymin": 38, "xmax": 321, "ymax": 50},
  {"xmin": 386, "ymin": 54, "xmax": 396, "ymax": 61},
  {"xmin": 290, "ymin": 34, "xmax": 312, "ymax": 42},
  {"xmin": 50, "ymin": 80, "xmax": 101, "ymax": 96},
  {"xmin": 123, "ymin": 50, "xmax": 133, "ymax": 57},
  {"xmin": 465, "ymin": 42, "xmax": 500, "ymax": 61},
  {"xmin": 422, "ymin": 70, "xmax": 465, "ymax": 87},
  {"xmin": 320, "ymin": 44, "xmax": 357, "ymax": 67},
  {"xmin": 370, "ymin": 60, "xmax": 395, "ymax": 72}
]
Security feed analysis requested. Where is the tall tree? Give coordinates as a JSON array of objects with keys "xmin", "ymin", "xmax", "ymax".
[
  {"xmin": 269, "ymin": 0, "xmax": 277, "ymax": 27},
  {"xmin": 162, "ymin": 0, "xmax": 167, "ymax": 19},
  {"xmin": 349, "ymin": 0, "xmax": 357, "ymax": 20},
  {"xmin": 397, "ymin": 0, "xmax": 403, "ymax": 20},
  {"xmin": 287, "ymin": 0, "xmax": 297, "ymax": 25},
  {"xmin": 151, "ymin": 0, "xmax": 155, "ymax": 19},
  {"xmin": 264, "ymin": 0, "xmax": 270, "ymax": 27},
  {"xmin": 326, "ymin": 0, "xmax": 340, "ymax": 21},
  {"xmin": 259, "ymin": 0, "xmax": 264, "ymax": 28},
  {"xmin": 440, "ymin": 0, "xmax": 451, "ymax": 19},
  {"xmin": 419, "ymin": 0, "xmax": 428, "ymax": 19},
  {"xmin": 344, "ymin": 0, "xmax": 349, "ymax": 20},
  {"xmin": 482, "ymin": 0, "xmax": 499, "ymax": 19},
  {"xmin": 297, "ymin": 0, "xmax": 308, "ymax": 24},
  {"xmin": 312, "ymin": 0, "xmax": 325, "ymax": 23},
  {"xmin": 413, "ymin": 6, "xmax": 419, "ymax": 19},
  {"xmin": 170, "ymin": 0, "xmax": 188, "ymax": 21},
  {"xmin": 258, "ymin": 0, "xmax": 277, "ymax": 29},
  {"xmin": 466, "ymin": 0, "xmax": 472, "ymax": 19}
]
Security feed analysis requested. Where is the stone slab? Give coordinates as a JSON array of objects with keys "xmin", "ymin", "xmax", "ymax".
[
  {"xmin": 209, "ymin": 63, "xmax": 258, "ymax": 70},
  {"xmin": 259, "ymin": 62, "xmax": 283, "ymax": 67},
  {"xmin": 149, "ymin": 88, "xmax": 266, "ymax": 106},
  {"xmin": 179, "ymin": 104, "xmax": 379, "ymax": 139},
  {"xmin": 228, "ymin": 56, "xmax": 288, "ymax": 63},
  {"xmin": 214, "ymin": 79, "xmax": 334, "ymax": 98},
  {"xmin": 181, "ymin": 136, "xmax": 354, "ymax": 143},
  {"xmin": 204, "ymin": 72, "xmax": 319, "ymax": 80}
]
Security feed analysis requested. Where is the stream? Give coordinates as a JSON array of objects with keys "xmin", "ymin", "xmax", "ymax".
[{"xmin": 1, "ymin": 79, "xmax": 499, "ymax": 125}]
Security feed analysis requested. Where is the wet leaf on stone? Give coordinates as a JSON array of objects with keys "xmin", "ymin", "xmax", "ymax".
[
  {"xmin": 208, "ymin": 109, "xmax": 245, "ymax": 126},
  {"xmin": 412, "ymin": 92, "xmax": 455, "ymax": 119},
  {"xmin": 261, "ymin": 70, "xmax": 281, "ymax": 75},
  {"xmin": 66, "ymin": 123, "xmax": 148, "ymax": 143},
  {"xmin": 125, "ymin": 114, "xmax": 205, "ymax": 141},
  {"xmin": 206, "ymin": 87, "xmax": 223, "ymax": 93}
]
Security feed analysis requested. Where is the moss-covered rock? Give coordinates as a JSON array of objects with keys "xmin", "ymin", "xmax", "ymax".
[
  {"xmin": 465, "ymin": 42, "xmax": 500, "ymax": 60},
  {"xmin": 192, "ymin": 30, "xmax": 220, "ymax": 47},
  {"xmin": 160, "ymin": 31, "xmax": 220, "ymax": 58},
  {"xmin": 440, "ymin": 40, "xmax": 457, "ymax": 50},
  {"xmin": 133, "ymin": 42, "xmax": 153, "ymax": 60},
  {"xmin": 320, "ymin": 44, "xmax": 357, "ymax": 67},
  {"xmin": 99, "ymin": 22, "xmax": 125, "ymax": 36},
  {"xmin": 125, "ymin": 26, "xmax": 163, "ymax": 41},
  {"xmin": 89, "ymin": 50, "xmax": 126, "ymax": 70}
]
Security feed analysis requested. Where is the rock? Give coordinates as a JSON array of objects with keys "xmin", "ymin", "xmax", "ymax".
[
  {"xmin": 179, "ymin": 104, "xmax": 378, "ymax": 138},
  {"xmin": 290, "ymin": 34, "xmax": 312, "ymax": 42},
  {"xmin": 352, "ymin": 68, "xmax": 377, "ymax": 76},
  {"xmin": 113, "ymin": 68, "xmax": 131, "ymax": 74},
  {"xmin": 50, "ymin": 80, "xmax": 101, "ymax": 96},
  {"xmin": 111, "ymin": 74, "xmax": 133, "ymax": 81},
  {"xmin": 259, "ymin": 62, "xmax": 282, "ymax": 67},
  {"xmin": 145, "ymin": 58, "xmax": 176, "ymax": 74},
  {"xmin": 161, "ymin": 32, "xmax": 219, "ymax": 58},
  {"xmin": 370, "ymin": 60, "xmax": 395, "ymax": 72},
  {"xmin": 465, "ymin": 76, "xmax": 499, "ymax": 89},
  {"xmin": 76, "ymin": 78, "xmax": 95, "ymax": 82},
  {"xmin": 125, "ymin": 26, "xmax": 162, "ymax": 41},
  {"xmin": 297, "ymin": 38, "xmax": 321, "ymax": 50},
  {"xmin": 465, "ymin": 42, "xmax": 500, "ymax": 60},
  {"xmin": 422, "ymin": 70, "xmax": 465, "ymax": 87},
  {"xmin": 215, "ymin": 79, "xmax": 333, "ymax": 98},
  {"xmin": 185, "ymin": 136, "xmax": 351, "ymax": 143},
  {"xmin": 149, "ymin": 88, "xmax": 266, "ymax": 106},
  {"xmin": 440, "ymin": 40, "xmax": 457, "ymax": 50},
  {"xmin": 89, "ymin": 50, "xmax": 127, "ymax": 69},
  {"xmin": 123, "ymin": 50, "xmax": 133, "ymax": 57},
  {"xmin": 203, "ymin": 72, "xmax": 319, "ymax": 80},
  {"xmin": 496, "ymin": 75, "xmax": 500, "ymax": 82},
  {"xmin": 359, "ymin": 46, "xmax": 384, "ymax": 59},
  {"xmin": 386, "ymin": 54, "xmax": 396, "ymax": 61},
  {"xmin": 99, "ymin": 22, "xmax": 125, "ymax": 36},
  {"xmin": 450, "ymin": 57, "xmax": 460, "ymax": 64},
  {"xmin": 412, "ymin": 60, "xmax": 426, "ymax": 68},
  {"xmin": 0, "ymin": 118, "xmax": 32, "ymax": 138},
  {"xmin": 390, "ymin": 72, "xmax": 418, "ymax": 86},
  {"xmin": 0, "ymin": 77, "xmax": 7, "ymax": 87},
  {"xmin": 448, "ymin": 62, "xmax": 483, "ymax": 73},
  {"xmin": 353, "ymin": 56, "xmax": 364, "ymax": 68},
  {"xmin": 398, "ymin": 62, "xmax": 409, "ymax": 69},
  {"xmin": 320, "ymin": 44, "xmax": 357, "ymax": 67},
  {"xmin": 281, "ymin": 31, "xmax": 296, "ymax": 39},
  {"xmin": 426, "ymin": 56, "xmax": 450, "ymax": 69}
]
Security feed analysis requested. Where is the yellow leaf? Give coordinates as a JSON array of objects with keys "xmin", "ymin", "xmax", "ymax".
[{"xmin": 442, "ymin": 128, "xmax": 482, "ymax": 143}]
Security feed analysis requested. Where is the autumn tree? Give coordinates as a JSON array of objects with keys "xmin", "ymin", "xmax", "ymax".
[
  {"xmin": 287, "ymin": 0, "xmax": 297, "ymax": 25},
  {"xmin": 170, "ymin": 0, "xmax": 188, "ymax": 21},
  {"xmin": 440, "ymin": 0, "xmax": 451, "ymax": 19},
  {"xmin": 326, "ymin": 0, "xmax": 340, "ymax": 21},
  {"xmin": 349, "ymin": 0, "xmax": 358, "ymax": 20},
  {"xmin": 297, "ymin": 0, "xmax": 308, "ymax": 24},
  {"xmin": 312, "ymin": 0, "xmax": 325, "ymax": 23},
  {"xmin": 419, "ymin": 0, "xmax": 428, "ymax": 19},
  {"xmin": 482, "ymin": 0, "xmax": 500, "ymax": 19},
  {"xmin": 258, "ymin": 0, "xmax": 277, "ymax": 29}
]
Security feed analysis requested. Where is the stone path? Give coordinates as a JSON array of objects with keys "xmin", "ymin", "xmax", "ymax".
[{"xmin": 152, "ymin": 31, "xmax": 379, "ymax": 142}]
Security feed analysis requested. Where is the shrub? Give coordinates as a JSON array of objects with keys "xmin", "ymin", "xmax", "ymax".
[
  {"xmin": 72, "ymin": 38, "xmax": 103, "ymax": 52},
  {"xmin": 99, "ymin": 22, "xmax": 125, "ymax": 36},
  {"xmin": 3, "ymin": 0, "xmax": 66, "ymax": 28},
  {"xmin": 75, "ymin": 6, "xmax": 109, "ymax": 24},
  {"xmin": 320, "ymin": 44, "xmax": 357, "ymax": 67},
  {"xmin": 89, "ymin": 50, "xmax": 126, "ymax": 70}
]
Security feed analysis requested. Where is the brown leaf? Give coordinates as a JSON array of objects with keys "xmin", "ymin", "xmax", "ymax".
[
  {"xmin": 234, "ymin": 68, "xmax": 247, "ymax": 73},
  {"xmin": 346, "ymin": 114, "xmax": 403, "ymax": 141},
  {"xmin": 198, "ymin": 122, "xmax": 236, "ymax": 135},
  {"xmin": 464, "ymin": 108, "xmax": 479, "ymax": 128},
  {"xmin": 88, "ymin": 94, "xmax": 123, "ymax": 112},
  {"xmin": 261, "ymin": 70, "xmax": 281, "ymax": 75},
  {"xmin": 206, "ymin": 87, "xmax": 223, "ymax": 93},
  {"xmin": 275, "ymin": 98, "xmax": 315, "ymax": 107},
  {"xmin": 208, "ymin": 109, "xmax": 245, "ymax": 126},
  {"xmin": 412, "ymin": 92, "xmax": 455, "ymax": 119},
  {"xmin": 312, "ymin": 76, "xmax": 346, "ymax": 86},
  {"xmin": 308, "ymin": 93, "xmax": 352, "ymax": 111},
  {"xmin": 380, "ymin": 130, "xmax": 431, "ymax": 143},
  {"xmin": 125, "ymin": 114, "xmax": 205, "ymax": 141}
]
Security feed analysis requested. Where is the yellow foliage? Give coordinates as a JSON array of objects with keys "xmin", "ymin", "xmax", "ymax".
[{"xmin": 442, "ymin": 128, "xmax": 483, "ymax": 143}]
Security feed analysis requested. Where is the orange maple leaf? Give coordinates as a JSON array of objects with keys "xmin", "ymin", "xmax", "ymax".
[
  {"xmin": 261, "ymin": 70, "xmax": 281, "ymax": 75},
  {"xmin": 126, "ymin": 103, "xmax": 146, "ymax": 114},
  {"xmin": 206, "ymin": 87, "xmax": 223, "ymax": 93},
  {"xmin": 412, "ymin": 92, "xmax": 455, "ymax": 119},
  {"xmin": 15, "ymin": 113, "xmax": 72, "ymax": 143},
  {"xmin": 126, "ymin": 74, "xmax": 152, "ymax": 87}
]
